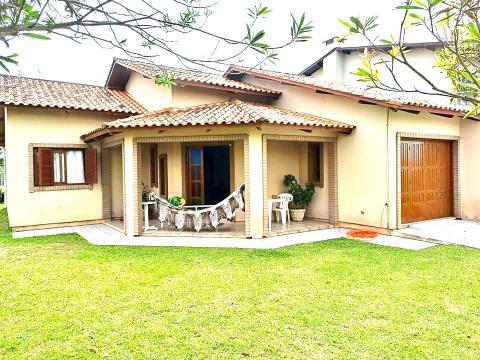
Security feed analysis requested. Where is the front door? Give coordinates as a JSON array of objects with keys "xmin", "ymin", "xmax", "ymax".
[
  {"xmin": 401, "ymin": 139, "xmax": 453, "ymax": 224},
  {"xmin": 186, "ymin": 145, "xmax": 231, "ymax": 205}
]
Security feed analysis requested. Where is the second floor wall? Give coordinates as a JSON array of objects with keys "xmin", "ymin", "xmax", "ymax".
[
  {"xmin": 311, "ymin": 47, "xmax": 454, "ymax": 99},
  {"xmin": 124, "ymin": 71, "xmax": 272, "ymax": 112}
]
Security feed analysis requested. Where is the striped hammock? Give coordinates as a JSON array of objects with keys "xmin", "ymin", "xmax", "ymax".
[{"xmin": 150, "ymin": 184, "xmax": 245, "ymax": 232}]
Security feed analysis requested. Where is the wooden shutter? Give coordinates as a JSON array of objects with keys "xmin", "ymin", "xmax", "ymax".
[
  {"xmin": 150, "ymin": 144, "xmax": 158, "ymax": 187},
  {"xmin": 308, "ymin": 143, "xmax": 324, "ymax": 187},
  {"xmin": 159, "ymin": 154, "xmax": 168, "ymax": 197},
  {"xmin": 85, "ymin": 148, "xmax": 98, "ymax": 184},
  {"xmin": 37, "ymin": 148, "xmax": 54, "ymax": 186}
]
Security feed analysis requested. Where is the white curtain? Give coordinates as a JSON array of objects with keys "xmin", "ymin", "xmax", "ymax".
[
  {"xmin": 53, "ymin": 152, "xmax": 64, "ymax": 183},
  {"xmin": 66, "ymin": 150, "xmax": 85, "ymax": 184}
]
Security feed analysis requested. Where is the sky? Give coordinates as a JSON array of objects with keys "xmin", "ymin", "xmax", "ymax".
[{"xmin": 3, "ymin": 0, "xmax": 412, "ymax": 85}]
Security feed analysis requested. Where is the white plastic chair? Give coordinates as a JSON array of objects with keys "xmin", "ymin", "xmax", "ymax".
[{"xmin": 272, "ymin": 193, "xmax": 293, "ymax": 225}]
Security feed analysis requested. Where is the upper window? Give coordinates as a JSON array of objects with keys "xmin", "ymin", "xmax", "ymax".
[
  {"xmin": 33, "ymin": 147, "xmax": 97, "ymax": 187},
  {"xmin": 308, "ymin": 142, "xmax": 324, "ymax": 187}
]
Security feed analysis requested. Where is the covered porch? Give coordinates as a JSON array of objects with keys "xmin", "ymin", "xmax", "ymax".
[{"xmin": 82, "ymin": 99, "xmax": 354, "ymax": 240}]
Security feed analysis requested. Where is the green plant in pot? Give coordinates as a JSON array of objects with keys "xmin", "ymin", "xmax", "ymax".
[{"xmin": 283, "ymin": 174, "xmax": 315, "ymax": 221}]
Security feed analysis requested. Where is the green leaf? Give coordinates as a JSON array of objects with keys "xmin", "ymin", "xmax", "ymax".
[
  {"xmin": 338, "ymin": 19, "xmax": 353, "ymax": 28},
  {"xmin": 0, "ymin": 54, "xmax": 18, "ymax": 64},
  {"xmin": 466, "ymin": 21, "xmax": 480, "ymax": 38},
  {"xmin": 409, "ymin": 13, "xmax": 424, "ymax": 22},
  {"xmin": 22, "ymin": 32, "xmax": 50, "ymax": 40},
  {"xmin": 464, "ymin": 104, "xmax": 480, "ymax": 118},
  {"xmin": 251, "ymin": 30, "xmax": 265, "ymax": 44},
  {"xmin": 155, "ymin": 73, "xmax": 177, "ymax": 89},
  {"xmin": 0, "ymin": 61, "xmax": 9, "ymax": 72},
  {"xmin": 395, "ymin": 5, "xmax": 424, "ymax": 10},
  {"xmin": 412, "ymin": 0, "xmax": 426, "ymax": 6},
  {"xmin": 349, "ymin": 16, "xmax": 364, "ymax": 30}
]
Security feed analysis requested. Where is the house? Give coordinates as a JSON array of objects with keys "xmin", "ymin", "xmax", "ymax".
[
  {"xmin": 1, "ymin": 56, "xmax": 479, "ymax": 240},
  {"xmin": 301, "ymin": 41, "xmax": 455, "ymax": 101}
]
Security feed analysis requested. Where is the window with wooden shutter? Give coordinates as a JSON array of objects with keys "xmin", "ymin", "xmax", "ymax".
[
  {"xmin": 308, "ymin": 142, "xmax": 324, "ymax": 187},
  {"xmin": 37, "ymin": 148, "xmax": 54, "ymax": 186},
  {"xmin": 85, "ymin": 148, "xmax": 98, "ymax": 184},
  {"xmin": 32, "ymin": 145, "xmax": 96, "ymax": 190}
]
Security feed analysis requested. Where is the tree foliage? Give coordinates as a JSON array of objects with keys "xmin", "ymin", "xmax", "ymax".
[
  {"xmin": 0, "ymin": 0, "xmax": 313, "ymax": 72},
  {"xmin": 340, "ymin": 0, "xmax": 480, "ymax": 115}
]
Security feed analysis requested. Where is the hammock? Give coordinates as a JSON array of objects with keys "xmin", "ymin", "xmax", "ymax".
[{"xmin": 149, "ymin": 184, "xmax": 245, "ymax": 232}]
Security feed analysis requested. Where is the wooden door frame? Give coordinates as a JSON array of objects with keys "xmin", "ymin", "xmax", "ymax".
[
  {"xmin": 185, "ymin": 146, "xmax": 205, "ymax": 204},
  {"xmin": 182, "ymin": 142, "xmax": 234, "ymax": 205},
  {"xmin": 396, "ymin": 132, "xmax": 461, "ymax": 229}
]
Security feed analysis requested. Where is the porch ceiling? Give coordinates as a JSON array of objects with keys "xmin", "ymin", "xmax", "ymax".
[{"xmin": 81, "ymin": 99, "xmax": 355, "ymax": 142}]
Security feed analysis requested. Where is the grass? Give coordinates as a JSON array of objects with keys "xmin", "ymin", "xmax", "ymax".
[{"xmin": 0, "ymin": 209, "xmax": 480, "ymax": 359}]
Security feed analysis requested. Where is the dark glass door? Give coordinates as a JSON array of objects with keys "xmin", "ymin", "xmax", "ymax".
[
  {"xmin": 203, "ymin": 146, "xmax": 230, "ymax": 205},
  {"xmin": 186, "ymin": 145, "xmax": 230, "ymax": 205}
]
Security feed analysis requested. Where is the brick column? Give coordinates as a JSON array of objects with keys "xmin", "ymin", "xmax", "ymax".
[
  {"xmin": 123, "ymin": 137, "xmax": 138, "ymax": 237},
  {"xmin": 327, "ymin": 141, "xmax": 339, "ymax": 226},
  {"xmin": 248, "ymin": 131, "xmax": 264, "ymax": 238},
  {"xmin": 452, "ymin": 140, "xmax": 462, "ymax": 219},
  {"xmin": 101, "ymin": 148, "xmax": 112, "ymax": 220}
]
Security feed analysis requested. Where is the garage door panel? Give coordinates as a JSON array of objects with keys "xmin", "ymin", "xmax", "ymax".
[{"xmin": 401, "ymin": 139, "xmax": 453, "ymax": 224}]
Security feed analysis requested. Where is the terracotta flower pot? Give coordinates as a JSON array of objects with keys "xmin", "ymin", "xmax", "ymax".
[{"xmin": 290, "ymin": 209, "xmax": 306, "ymax": 221}]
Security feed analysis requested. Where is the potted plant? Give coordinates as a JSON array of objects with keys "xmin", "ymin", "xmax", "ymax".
[
  {"xmin": 283, "ymin": 174, "xmax": 315, "ymax": 221},
  {"xmin": 168, "ymin": 196, "xmax": 185, "ymax": 208}
]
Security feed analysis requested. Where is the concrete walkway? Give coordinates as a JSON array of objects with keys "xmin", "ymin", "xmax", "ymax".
[
  {"xmin": 398, "ymin": 218, "xmax": 480, "ymax": 249},
  {"xmin": 13, "ymin": 224, "xmax": 436, "ymax": 251}
]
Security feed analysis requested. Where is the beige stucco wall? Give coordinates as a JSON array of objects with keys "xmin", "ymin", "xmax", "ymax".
[
  {"xmin": 125, "ymin": 71, "xmax": 268, "ymax": 113},
  {"xmin": 267, "ymin": 140, "xmax": 329, "ymax": 221},
  {"xmin": 460, "ymin": 119, "xmax": 480, "ymax": 220},
  {"xmin": 5, "ymin": 107, "xmax": 116, "ymax": 228},
  {"xmin": 110, "ymin": 146, "xmax": 123, "ymax": 219},
  {"xmin": 267, "ymin": 140, "xmax": 300, "ymax": 198},
  {"xmin": 313, "ymin": 48, "xmax": 453, "ymax": 97},
  {"xmin": 242, "ymin": 74, "xmax": 464, "ymax": 228},
  {"xmin": 140, "ymin": 144, "xmax": 151, "ymax": 187},
  {"xmin": 172, "ymin": 86, "xmax": 231, "ymax": 108},
  {"xmin": 299, "ymin": 142, "xmax": 330, "ymax": 220},
  {"xmin": 125, "ymin": 72, "xmax": 173, "ymax": 111},
  {"xmin": 387, "ymin": 109, "xmax": 460, "ymax": 228}
]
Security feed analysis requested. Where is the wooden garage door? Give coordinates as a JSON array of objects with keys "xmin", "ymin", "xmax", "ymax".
[{"xmin": 401, "ymin": 139, "xmax": 453, "ymax": 224}]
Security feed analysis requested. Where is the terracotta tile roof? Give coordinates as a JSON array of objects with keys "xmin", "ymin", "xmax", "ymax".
[
  {"xmin": 227, "ymin": 66, "xmax": 471, "ymax": 114},
  {"xmin": 82, "ymin": 99, "xmax": 354, "ymax": 140},
  {"xmin": 0, "ymin": 74, "xmax": 146, "ymax": 114},
  {"xmin": 113, "ymin": 58, "xmax": 281, "ymax": 97}
]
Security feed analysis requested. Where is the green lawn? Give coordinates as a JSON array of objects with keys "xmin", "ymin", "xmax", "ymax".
[{"xmin": 1, "ymin": 209, "xmax": 480, "ymax": 359}]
